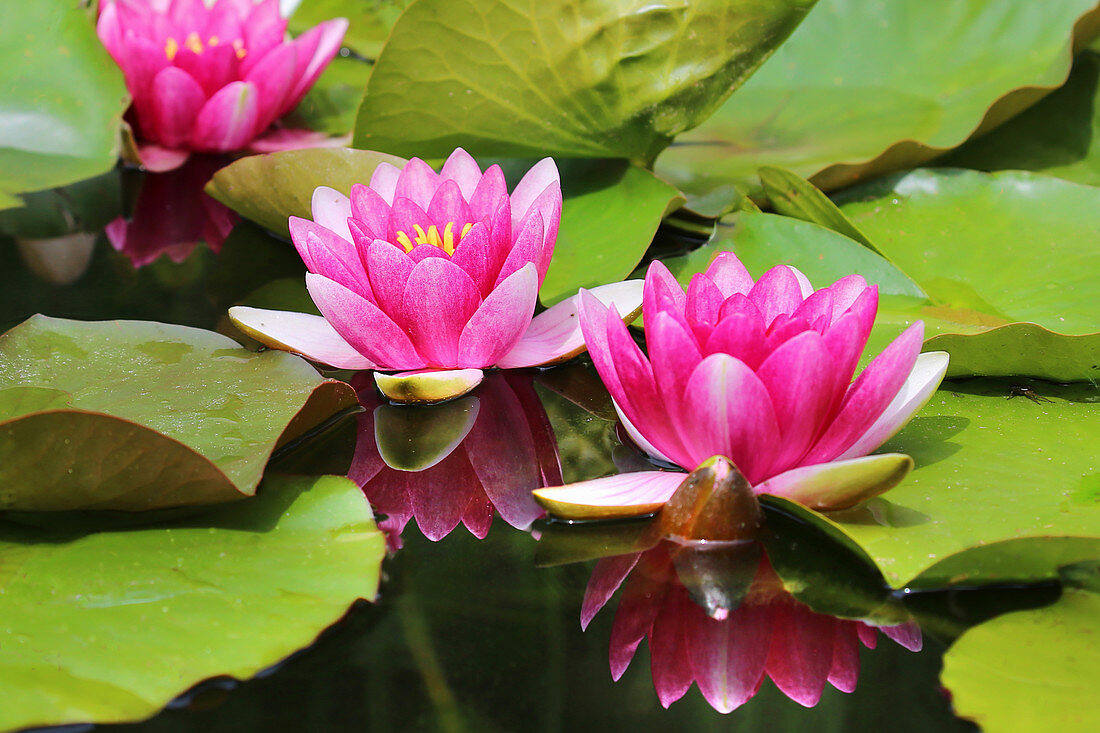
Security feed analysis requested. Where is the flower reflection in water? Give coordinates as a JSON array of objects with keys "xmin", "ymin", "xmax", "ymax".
[
  {"xmin": 106, "ymin": 156, "xmax": 238, "ymax": 267},
  {"xmin": 583, "ymin": 542, "xmax": 922, "ymax": 713},
  {"xmin": 348, "ymin": 371, "xmax": 560, "ymax": 548}
]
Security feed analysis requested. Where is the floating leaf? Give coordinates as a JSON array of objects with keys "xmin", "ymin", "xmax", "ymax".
[
  {"xmin": 205, "ymin": 148, "xmax": 406, "ymax": 236},
  {"xmin": 0, "ymin": 316, "xmax": 355, "ymax": 511},
  {"xmin": 0, "ymin": 474, "xmax": 385, "ymax": 731},
  {"xmin": 941, "ymin": 585, "xmax": 1100, "ymax": 731},
  {"xmin": 836, "ymin": 169, "xmax": 1100, "ymax": 382},
  {"xmin": 0, "ymin": 0, "xmax": 129, "ymax": 199},
  {"xmin": 765, "ymin": 380, "xmax": 1100, "ymax": 589},
  {"xmin": 353, "ymin": 0, "xmax": 818, "ymax": 164},
  {"xmin": 757, "ymin": 166, "xmax": 880, "ymax": 253},
  {"xmin": 940, "ymin": 51, "xmax": 1100, "ymax": 186},
  {"xmin": 656, "ymin": 0, "xmax": 1100, "ymax": 200}
]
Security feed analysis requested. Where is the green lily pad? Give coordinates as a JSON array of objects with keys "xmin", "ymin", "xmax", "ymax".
[
  {"xmin": 757, "ymin": 166, "xmax": 880, "ymax": 254},
  {"xmin": 940, "ymin": 51, "xmax": 1100, "ymax": 186},
  {"xmin": 207, "ymin": 151, "xmax": 682, "ymax": 306},
  {"xmin": 0, "ymin": 474, "xmax": 385, "ymax": 731},
  {"xmin": 836, "ymin": 169, "xmax": 1100, "ymax": 382},
  {"xmin": 288, "ymin": 0, "xmax": 411, "ymax": 60},
  {"xmin": 659, "ymin": 212, "xmax": 926, "ymax": 300},
  {"xmin": 205, "ymin": 147, "xmax": 407, "ymax": 236},
  {"xmin": 541, "ymin": 160, "xmax": 683, "ymax": 305},
  {"xmin": 655, "ymin": 0, "xmax": 1100, "ymax": 201},
  {"xmin": 0, "ymin": 0, "xmax": 129, "ymax": 199},
  {"xmin": 941, "ymin": 585, "xmax": 1100, "ymax": 731},
  {"xmin": 767, "ymin": 380, "xmax": 1100, "ymax": 589},
  {"xmin": 353, "ymin": 0, "xmax": 817, "ymax": 165},
  {"xmin": 0, "ymin": 315, "xmax": 356, "ymax": 511}
]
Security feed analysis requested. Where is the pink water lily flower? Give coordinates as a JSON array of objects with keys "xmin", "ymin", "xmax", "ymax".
[
  {"xmin": 230, "ymin": 149, "xmax": 644, "ymax": 404},
  {"xmin": 534, "ymin": 253, "xmax": 949, "ymax": 517},
  {"xmin": 97, "ymin": 0, "xmax": 348, "ymax": 172},
  {"xmin": 585, "ymin": 545, "xmax": 921, "ymax": 712}
]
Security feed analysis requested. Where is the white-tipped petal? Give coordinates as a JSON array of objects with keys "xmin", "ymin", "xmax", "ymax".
[
  {"xmin": 837, "ymin": 351, "xmax": 950, "ymax": 460},
  {"xmin": 228, "ymin": 306, "xmax": 376, "ymax": 369},
  {"xmin": 533, "ymin": 470, "xmax": 686, "ymax": 520},
  {"xmin": 310, "ymin": 185, "xmax": 353, "ymax": 242},
  {"xmin": 498, "ymin": 280, "xmax": 644, "ymax": 368}
]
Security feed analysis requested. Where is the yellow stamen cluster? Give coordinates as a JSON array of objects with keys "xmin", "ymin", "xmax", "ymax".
[
  {"xmin": 394, "ymin": 222, "xmax": 474, "ymax": 255},
  {"xmin": 165, "ymin": 33, "xmax": 247, "ymax": 61}
]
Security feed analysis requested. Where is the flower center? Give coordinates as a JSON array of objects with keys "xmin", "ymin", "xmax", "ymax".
[
  {"xmin": 394, "ymin": 222, "xmax": 473, "ymax": 256},
  {"xmin": 164, "ymin": 33, "xmax": 246, "ymax": 61}
]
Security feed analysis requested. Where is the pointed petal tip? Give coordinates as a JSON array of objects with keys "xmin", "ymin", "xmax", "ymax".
[{"xmin": 532, "ymin": 471, "xmax": 686, "ymax": 520}]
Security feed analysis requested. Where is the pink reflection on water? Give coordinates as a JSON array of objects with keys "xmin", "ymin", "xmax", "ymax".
[
  {"xmin": 105, "ymin": 156, "xmax": 237, "ymax": 267},
  {"xmin": 348, "ymin": 371, "xmax": 561, "ymax": 548},
  {"xmin": 583, "ymin": 543, "xmax": 922, "ymax": 712}
]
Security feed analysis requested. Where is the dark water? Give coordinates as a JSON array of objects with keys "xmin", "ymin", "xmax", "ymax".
[{"xmin": 1, "ymin": 165, "xmax": 1054, "ymax": 731}]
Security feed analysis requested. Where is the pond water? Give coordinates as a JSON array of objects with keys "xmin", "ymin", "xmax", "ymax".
[{"xmin": 0, "ymin": 165, "xmax": 1071, "ymax": 732}]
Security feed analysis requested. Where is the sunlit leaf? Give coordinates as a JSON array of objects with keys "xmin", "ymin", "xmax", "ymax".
[
  {"xmin": 941, "ymin": 50, "xmax": 1100, "ymax": 186},
  {"xmin": 353, "ymin": 0, "xmax": 818, "ymax": 164},
  {"xmin": 941, "ymin": 582, "xmax": 1100, "ymax": 731},
  {"xmin": 0, "ymin": 315, "xmax": 355, "ymax": 511},
  {"xmin": 837, "ymin": 169, "xmax": 1100, "ymax": 382},
  {"xmin": 656, "ymin": 0, "xmax": 1100, "ymax": 201},
  {"xmin": 0, "ymin": 0, "xmax": 129, "ymax": 198},
  {"xmin": 765, "ymin": 380, "xmax": 1100, "ymax": 589},
  {"xmin": 0, "ymin": 474, "xmax": 385, "ymax": 731}
]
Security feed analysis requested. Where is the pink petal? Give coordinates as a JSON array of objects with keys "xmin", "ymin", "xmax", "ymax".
[
  {"xmin": 426, "ymin": 179, "xmax": 473, "ymax": 229},
  {"xmin": 679, "ymin": 354, "xmax": 781, "ymax": 483},
  {"xmin": 494, "ymin": 210, "xmax": 544, "ymax": 287},
  {"xmin": 305, "ymin": 273, "xmax": 425, "ymax": 370},
  {"xmin": 310, "ymin": 186, "xmax": 353, "ymax": 243},
  {"xmin": 457, "ymin": 263, "xmax": 537, "ymax": 367},
  {"xmin": 787, "ymin": 265, "xmax": 814, "ymax": 298},
  {"xmin": 349, "ymin": 183, "xmax": 391, "ymax": 240},
  {"xmin": 532, "ymin": 471, "xmax": 687, "ymax": 520},
  {"xmin": 282, "ymin": 18, "xmax": 349, "ymax": 114},
  {"xmin": 96, "ymin": 2, "xmax": 124, "ymax": 59},
  {"xmin": 822, "ymin": 286, "xmax": 878, "ymax": 387},
  {"xmin": 369, "ymin": 162, "xmax": 401, "ymax": 205},
  {"xmin": 243, "ymin": 41, "xmax": 299, "ymax": 133},
  {"xmin": 581, "ymin": 554, "xmax": 642, "ymax": 630},
  {"xmin": 148, "ymin": 67, "xmax": 206, "ymax": 149},
  {"xmin": 387, "ymin": 197, "xmax": 432, "ymax": 243},
  {"xmin": 189, "ymin": 80, "xmax": 260, "ymax": 152},
  {"xmin": 227, "ymin": 306, "xmax": 376, "ymax": 369},
  {"xmin": 394, "ymin": 158, "xmax": 440, "ymax": 211},
  {"xmin": 643, "ymin": 259, "xmax": 687, "ymax": 319},
  {"xmin": 438, "ymin": 147, "xmax": 483, "ymax": 201},
  {"xmin": 752, "ymin": 454, "xmax": 914, "ymax": 511},
  {"xmin": 613, "ymin": 401, "xmax": 675, "ymax": 465},
  {"xmin": 449, "ymin": 222, "xmax": 495, "ymax": 296},
  {"xmin": 497, "ymin": 280, "xmax": 644, "ymax": 369},
  {"xmin": 755, "ymin": 331, "xmax": 837, "ymax": 475},
  {"xmin": 524, "ymin": 184, "xmax": 562, "ymax": 282},
  {"xmin": 858, "ymin": 624, "xmax": 879, "ymax": 650},
  {"xmin": 685, "ymin": 272, "xmax": 725, "ymax": 327},
  {"xmin": 805, "ymin": 322, "xmax": 925, "ymax": 464},
  {"xmin": 241, "ymin": 0, "xmax": 287, "ymax": 74},
  {"xmin": 646, "ymin": 311, "xmax": 705, "ymax": 439},
  {"xmin": 826, "ymin": 274, "xmax": 872, "ymax": 323},
  {"xmin": 510, "ymin": 157, "xmax": 560, "ymax": 233},
  {"xmin": 401, "ymin": 257, "xmax": 482, "ymax": 366},
  {"xmin": 363, "ymin": 239, "xmax": 415, "ymax": 318},
  {"xmin": 609, "ymin": 567, "xmax": 670, "ymax": 680},
  {"xmin": 765, "ymin": 603, "xmax": 836, "ymax": 707},
  {"xmin": 469, "ymin": 164, "xmax": 509, "ymax": 222},
  {"xmin": 135, "ymin": 143, "xmax": 191, "ymax": 173},
  {"xmin": 836, "ymin": 351, "xmax": 950, "ymax": 460},
  {"xmin": 705, "ymin": 251, "xmax": 754, "ymax": 297},
  {"xmin": 289, "ymin": 216, "xmax": 371, "ymax": 297},
  {"xmin": 174, "ymin": 43, "xmax": 238, "ymax": 98},
  {"xmin": 705, "ymin": 310, "xmax": 767, "ymax": 369},
  {"xmin": 748, "ymin": 265, "xmax": 805, "ymax": 327}
]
